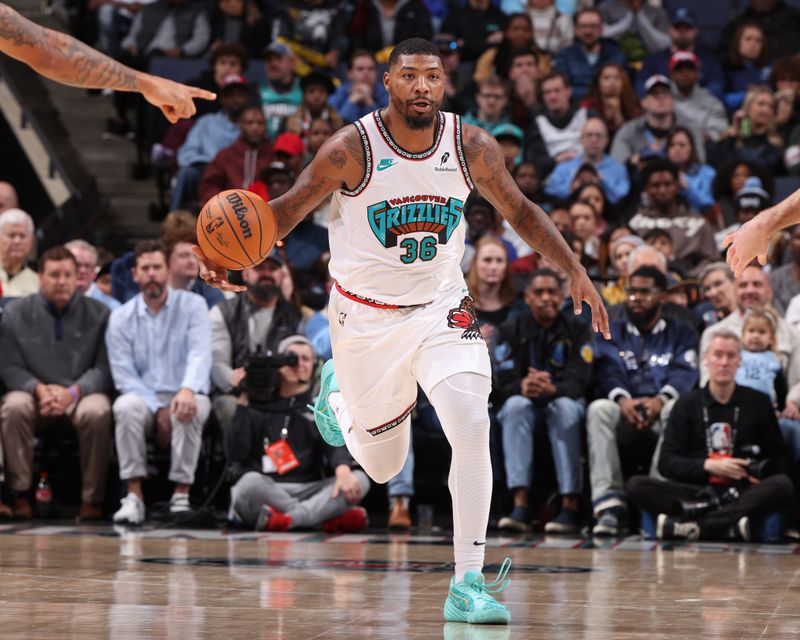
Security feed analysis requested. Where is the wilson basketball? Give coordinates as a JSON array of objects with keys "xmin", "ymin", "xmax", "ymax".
[{"xmin": 196, "ymin": 189, "xmax": 278, "ymax": 270}]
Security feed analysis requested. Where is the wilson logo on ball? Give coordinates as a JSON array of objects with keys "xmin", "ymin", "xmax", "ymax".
[{"xmin": 226, "ymin": 191, "xmax": 253, "ymax": 240}]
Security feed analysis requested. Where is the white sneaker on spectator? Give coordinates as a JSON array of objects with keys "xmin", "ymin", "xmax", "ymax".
[
  {"xmin": 656, "ymin": 514, "xmax": 700, "ymax": 541},
  {"xmin": 113, "ymin": 493, "xmax": 145, "ymax": 525},
  {"xmin": 169, "ymin": 493, "xmax": 191, "ymax": 513}
]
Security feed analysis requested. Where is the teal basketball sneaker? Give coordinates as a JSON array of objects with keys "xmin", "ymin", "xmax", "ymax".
[
  {"xmin": 308, "ymin": 359, "xmax": 345, "ymax": 447},
  {"xmin": 443, "ymin": 558, "xmax": 512, "ymax": 625}
]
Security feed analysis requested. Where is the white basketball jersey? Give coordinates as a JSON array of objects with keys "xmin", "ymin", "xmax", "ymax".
[{"xmin": 328, "ymin": 109, "xmax": 474, "ymax": 306}]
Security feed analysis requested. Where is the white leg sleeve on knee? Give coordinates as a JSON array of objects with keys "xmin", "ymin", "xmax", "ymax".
[{"xmin": 428, "ymin": 372, "xmax": 492, "ymax": 583}]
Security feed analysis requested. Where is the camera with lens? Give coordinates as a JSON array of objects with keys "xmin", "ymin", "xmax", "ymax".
[
  {"xmin": 740, "ymin": 444, "xmax": 777, "ymax": 480},
  {"xmin": 241, "ymin": 349, "xmax": 298, "ymax": 409}
]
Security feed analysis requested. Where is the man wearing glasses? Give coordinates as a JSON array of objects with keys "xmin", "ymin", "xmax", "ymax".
[{"xmin": 587, "ymin": 266, "xmax": 699, "ymax": 536}]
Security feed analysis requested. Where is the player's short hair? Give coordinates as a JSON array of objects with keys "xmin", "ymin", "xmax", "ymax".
[
  {"xmin": 134, "ymin": 239, "xmax": 169, "ymax": 267},
  {"xmin": 388, "ymin": 38, "xmax": 443, "ymax": 69},
  {"xmin": 38, "ymin": 245, "xmax": 77, "ymax": 273}
]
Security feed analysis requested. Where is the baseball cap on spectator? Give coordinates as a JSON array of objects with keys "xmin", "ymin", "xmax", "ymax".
[
  {"xmin": 220, "ymin": 74, "xmax": 249, "ymax": 94},
  {"xmin": 735, "ymin": 177, "xmax": 771, "ymax": 210},
  {"xmin": 263, "ymin": 246, "xmax": 285, "ymax": 267},
  {"xmin": 301, "ymin": 71, "xmax": 336, "ymax": 95},
  {"xmin": 264, "ymin": 42, "xmax": 291, "ymax": 58},
  {"xmin": 669, "ymin": 51, "xmax": 700, "ymax": 73},
  {"xmin": 493, "ymin": 123, "xmax": 524, "ymax": 143},
  {"xmin": 273, "ymin": 132, "xmax": 305, "ymax": 157},
  {"xmin": 644, "ymin": 74, "xmax": 671, "ymax": 93},
  {"xmin": 433, "ymin": 33, "xmax": 459, "ymax": 53},
  {"xmin": 264, "ymin": 161, "xmax": 294, "ymax": 181},
  {"xmin": 611, "ymin": 234, "xmax": 645, "ymax": 255},
  {"xmin": 671, "ymin": 7, "xmax": 697, "ymax": 27}
]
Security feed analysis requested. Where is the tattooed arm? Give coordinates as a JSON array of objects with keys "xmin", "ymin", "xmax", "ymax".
[
  {"xmin": 195, "ymin": 125, "xmax": 365, "ymax": 291},
  {"xmin": 0, "ymin": 3, "xmax": 214, "ymax": 122},
  {"xmin": 463, "ymin": 124, "xmax": 610, "ymax": 337}
]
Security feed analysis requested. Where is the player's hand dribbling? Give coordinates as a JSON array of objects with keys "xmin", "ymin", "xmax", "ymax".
[
  {"xmin": 192, "ymin": 246, "xmax": 247, "ymax": 292},
  {"xmin": 569, "ymin": 268, "xmax": 610, "ymax": 339},
  {"xmin": 722, "ymin": 215, "xmax": 770, "ymax": 277}
]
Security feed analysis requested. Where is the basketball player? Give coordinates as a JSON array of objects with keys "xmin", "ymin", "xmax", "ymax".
[
  {"xmin": 195, "ymin": 38, "xmax": 609, "ymax": 625},
  {"xmin": 0, "ymin": 3, "xmax": 213, "ymax": 122},
  {"xmin": 723, "ymin": 188, "xmax": 800, "ymax": 277}
]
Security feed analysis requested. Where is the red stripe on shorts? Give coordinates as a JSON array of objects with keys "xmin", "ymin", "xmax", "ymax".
[
  {"xmin": 334, "ymin": 281, "xmax": 415, "ymax": 310},
  {"xmin": 366, "ymin": 401, "xmax": 416, "ymax": 436}
]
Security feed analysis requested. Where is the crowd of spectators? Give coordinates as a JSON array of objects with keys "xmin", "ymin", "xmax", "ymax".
[{"xmin": 4, "ymin": 0, "xmax": 800, "ymax": 541}]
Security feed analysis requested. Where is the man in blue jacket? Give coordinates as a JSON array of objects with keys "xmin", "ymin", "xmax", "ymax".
[
  {"xmin": 588, "ymin": 266, "xmax": 699, "ymax": 536},
  {"xmin": 555, "ymin": 8, "xmax": 626, "ymax": 101}
]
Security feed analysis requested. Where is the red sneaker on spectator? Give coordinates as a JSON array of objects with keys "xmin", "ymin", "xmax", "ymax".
[
  {"xmin": 256, "ymin": 506, "xmax": 292, "ymax": 532},
  {"xmin": 13, "ymin": 497, "xmax": 32, "ymax": 520},
  {"xmin": 323, "ymin": 507, "xmax": 368, "ymax": 534}
]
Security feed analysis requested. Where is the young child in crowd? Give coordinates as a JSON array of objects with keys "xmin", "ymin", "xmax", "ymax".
[{"xmin": 735, "ymin": 307, "xmax": 787, "ymax": 409}]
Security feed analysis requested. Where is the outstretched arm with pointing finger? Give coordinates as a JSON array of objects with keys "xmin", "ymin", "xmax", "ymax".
[
  {"xmin": 723, "ymin": 188, "xmax": 800, "ymax": 277},
  {"xmin": 0, "ymin": 2, "xmax": 215, "ymax": 122}
]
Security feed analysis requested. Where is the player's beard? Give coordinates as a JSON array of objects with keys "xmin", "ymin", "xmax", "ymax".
[{"xmin": 392, "ymin": 94, "xmax": 440, "ymax": 130}]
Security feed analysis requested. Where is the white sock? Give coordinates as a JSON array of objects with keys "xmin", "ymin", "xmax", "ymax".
[{"xmin": 328, "ymin": 391, "xmax": 363, "ymax": 465}]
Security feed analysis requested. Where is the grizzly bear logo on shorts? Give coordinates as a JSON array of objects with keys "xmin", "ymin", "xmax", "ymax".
[{"xmin": 447, "ymin": 297, "xmax": 482, "ymax": 340}]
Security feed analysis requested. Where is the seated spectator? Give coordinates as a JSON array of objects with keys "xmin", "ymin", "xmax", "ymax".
[
  {"xmin": 696, "ymin": 262, "xmax": 738, "ymax": 331},
  {"xmin": 601, "ymin": 233, "xmax": 644, "ymax": 305},
  {"xmin": 282, "ymin": 208, "xmax": 329, "ymax": 274},
  {"xmin": 708, "ymin": 88, "xmax": 785, "ymax": 176},
  {"xmin": 611, "ymin": 74, "xmax": 705, "ymax": 166},
  {"xmin": 493, "ymin": 123, "xmax": 525, "ymax": 172},
  {"xmin": 461, "ymin": 196, "xmax": 517, "ymax": 272},
  {"xmin": 285, "ymin": 72, "xmax": 343, "ymax": 140},
  {"xmin": 198, "ymin": 105, "xmax": 273, "ymax": 204},
  {"xmin": 348, "ymin": 0, "xmax": 433, "ymax": 54},
  {"xmin": 506, "ymin": 47, "xmax": 546, "ymax": 129},
  {"xmin": 0, "ymin": 247, "xmax": 112, "ymax": 521},
  {"xmin": 272, "ymin": 133, "xmax": 305, "ymax": 177},
  {"xmin": 580, "ymin": 62, "xmax": 641, "ymax": 139},
  {"xmin": 108, "ymin": 0, "xmax": 211, "ymax": 136},
  {"xmin": 554, "ymin": 8, "xmax": 626, "ymax": 102},
  {"xmin": 0, "ymin": 208, "xmax": 38, "ymax": 298},
  {"xmin": 188, "ymin": 43, "xmax": 249, "ymax": 118},
  {"xmin": 574, "ymin": 181, "xmax": 617, "ymax": 229},
  {"xmin": 270, "ymin": 0, "xmax": 349, "ymax": 73},
  {"xmin": 209, "ymin": 249, "xmax": 303, "ymax": 450},
  {"xmin": 719, "ymin": 0, "xmax": 800, "ymax": 61},
  {"xmin": 304, "ymin": 117, "xmax": 333, "ymax": 167},
  {"xmin": 699, "ymin": 265, "xmax": 800, "ymax": 389},
  {"xmin": 669, "ymin": 52, "xmax": 728, "ymax": 143},
  {"xmin": 493, "ymin": 268, "xmax": 592, "ymax": 534},
  {"xmin": 665, "ymin": 127, "xmax": 716, "ymax": 213},
  {"xmin": 440, "ymin": 0, "xmax": 507, "ymax": 63},
  {"xmin": 0, "ymin": 181, "xmax": 18, "ymax": 213},
  {"xmin": 434, "ymin": 34, "xmax": 473, "ymax": 116},
  {"xmin": 512, "ymin": 161, "xmax": 560, "ymax": 215},
  {"xmin": 642, "ymin": 228, "xmax": 688, "ymax": 279},
  {"xmin": 545, "ymin": 117, "xmax": 629, "ymax": 204},
  {"xmin": 259, "ymin": 43, "xmax": 303, "ymax": 139},
  {"xmin": 65, "ymin": 239, "xmax": 121, "ymax": 310},
  {"xmin": 526, "ymin": 0, "xmax": 572, "ymax": 55},
  {"xmin": 637, "ymin": 7, "xmax": 724, "ymax": 100},
  {"xmin": 627, "ymin": 329, "xmax": 793, "ymax": 541},
  {"xmin": 474, "ymin": 13, "xmax": 548, "ymax": 84},
  {"xmin": 723, "ymin": 22, "xmax": 772, "ymax": 113},
  {"xmin": 770, "ymin": 56, "xmax": 800, "ymax": 141},
  {"xmin": 163, "ymin": 228, "xmax": 224, "ymax": 307},
  {"xmin": 588, "ymin": 266, "xmax": 699, "ymax": 536},
  {"xmin": 712, "ymin": 160, "xmax": 774, "ymax": 228},
  {"xmin": 94, "ymin": 0, "xmax": 141, "ymax": 58},
  {"xmin": 769, "ymin": 226, "xmax": 800, "ymax": 314},
  {"xmin": 227, "ymin": 335, "xmax": 369, "ymax": 531},
  {"xmin": 567, "ymin": 200, "xmax": 601, "ymax": 268},
  {"xmin": 249, "ymin": 161, "xmax": 296, "ymax": 203},
  {"xmin": 463, "ymin": 77, "xmax": 511, "ymax": 134},
  {"xmin": 526, "ymin": 72, "xmax": 588, "ymax": 177},
  {"xmin": 736, "ymin": 306, "xmax": 786, "ymax": 406},
  {"xmin": 328, "ymin": 49, "xmax": 389, "ymax": 124},
  {"xmin": 107, "ymin": 240, "xmax": 213, "ymax": 525},
  {"xmin": 629, "ymin": 158, "xmax": 719, "ymax": 276},
  {"xmin": 715, "ymin": 177, "xmax": 773, "ymax": 252},
  {"xmin": 171, "ymin": 74, "xmax": 251, "ymax": 210},
  {"xmin": 599, "ymin": 0, "xmax": 670, "ymax": 64},
  {"xmin": 208, "ymin": 0, "xmax": 269, "ymax": 58},
  {"xmin": 465, "ymin": 236, "xmax": 520, "ymax": 343}
]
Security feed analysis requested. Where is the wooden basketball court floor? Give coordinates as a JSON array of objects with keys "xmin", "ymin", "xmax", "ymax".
[{"xmin": 0, "ymin": 524, "xmax": 798, "ymax": 639}]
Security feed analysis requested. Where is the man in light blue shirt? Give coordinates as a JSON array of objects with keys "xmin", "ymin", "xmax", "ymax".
[
  {"xmin": 545, "ymin": 117, "xmax": 630, "ymax": 204},
  {"xmin": 106, "ymin": 239, "xmax": 212, "ymax": 525},
  {"xmin": 328, "ymin": 50, "xmax": 389, "ymax": 124}
]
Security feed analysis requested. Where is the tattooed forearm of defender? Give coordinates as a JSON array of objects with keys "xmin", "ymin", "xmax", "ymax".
[
  {"xmin": 464, "ymin": 126, "xmax": 581, "ymax": 275},
  {"xmin": 0, "ymin": 3, "xmax": 140, "ymax": 90}
]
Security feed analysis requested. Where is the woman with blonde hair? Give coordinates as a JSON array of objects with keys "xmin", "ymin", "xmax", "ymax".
[
  {"xmin": 466, "ymin": 236, "xmax": 520, "ymax": 342},
  {"xmin": 709, "ymin": 87, "xmax": 785, "ymax": 175}
]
